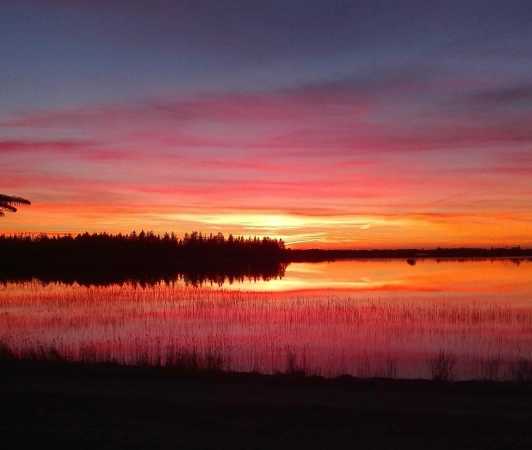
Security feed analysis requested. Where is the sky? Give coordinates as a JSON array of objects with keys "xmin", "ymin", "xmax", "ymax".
[{"xmin": 1, "ymin": 0, "xmax": 532, "ymax": 248}]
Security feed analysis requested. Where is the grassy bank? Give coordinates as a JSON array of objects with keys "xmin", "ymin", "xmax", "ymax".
[{"xmin": 2, "ymin": 357, "xmax": 532, "ymax": 449}]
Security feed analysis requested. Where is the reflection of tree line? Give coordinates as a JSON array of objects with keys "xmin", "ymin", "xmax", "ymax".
[
  {"xmin": 1, "ymin": 232, "xmax": 531, "ymax": 286},
  {"xmin": 0, "ymin": 232, "xmax": 287, "ymax": 286}
]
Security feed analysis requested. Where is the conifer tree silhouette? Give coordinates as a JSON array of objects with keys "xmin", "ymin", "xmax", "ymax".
[{"xmin": 0, "ymin": 194, "xmax": 31, "ymax": 216}]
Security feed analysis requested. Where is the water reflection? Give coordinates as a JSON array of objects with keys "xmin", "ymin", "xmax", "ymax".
[
  {"xmin": 0, "ymin": 261, "xmax": 288, "ymax": 287},
  {"xmin": 3, "ymin": 258, "xmax": 532, "ymax": 296},
  {"xmin": 226, "ymin": 259, "xmax": 532, "ymax": 299},
  {"xmin": 1, "ymin": 259, "xmax": 532, "ymax": 380}
]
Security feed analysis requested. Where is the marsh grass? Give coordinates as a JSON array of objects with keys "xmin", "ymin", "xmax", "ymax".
[
  {"xmin": 429, "ymin": 351, "xmax": 457, "ymax": 381},
  {"xmin": 283, "ymin": 347, "xmax": 310, "ymax": 376},
  {"xmin": 0, "ymin": 341, "xmax": 228, "ymax": 375},
  {"xmin": 0, "ymin": 342, "xmax": 15, "ymax": 360},
  {"xmin": 509, "ymin": 358, "xmax": 532, "ymax": 383},
  {"xmin": 1, "ymin": 281, "xmax": 532, "ymax": 380},
  {"xmin": 479, "ymin": 356, "xmax": 503, "ymax": 381}
]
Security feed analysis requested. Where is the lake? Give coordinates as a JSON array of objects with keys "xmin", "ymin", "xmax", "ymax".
[{"xmin": 1, "ymin": 259, "xmax": 532, "ymax": 380}]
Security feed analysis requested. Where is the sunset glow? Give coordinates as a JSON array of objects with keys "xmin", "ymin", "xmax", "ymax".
[
  {"xmin": 1, "ymin": 1, "xmax": 532, "ymax": 248},
  {"xmin": 4, "ymin": 4, "xmax": 532, "ymax": 447}
]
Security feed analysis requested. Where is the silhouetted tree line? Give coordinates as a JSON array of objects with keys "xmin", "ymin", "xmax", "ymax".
[
  {"xmin": 1, "ymin": 232, "xmax": 530, "ymax": 286},
  {"xmin": 0, "ymin": 232, "xmax": 286, "ymax": 286}
]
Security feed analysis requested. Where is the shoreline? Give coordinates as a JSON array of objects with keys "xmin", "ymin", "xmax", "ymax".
[
  {"xmin": 4, "ymin": 357, "xmax": 532, "ymax": 388},
  {"xmin": 3, "ymin": 358, "xmax": 532, "ymax": 449}
]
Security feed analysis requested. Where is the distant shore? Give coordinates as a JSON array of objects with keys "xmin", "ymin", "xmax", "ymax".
[{"xmin": 287, "ymin": 247, "xmax": 532, "ymax": 261}]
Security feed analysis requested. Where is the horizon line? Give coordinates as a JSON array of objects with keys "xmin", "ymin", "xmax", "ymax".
[{"xmin": 1, "ymin": 230, "xmax": 530, "ymax": 252}]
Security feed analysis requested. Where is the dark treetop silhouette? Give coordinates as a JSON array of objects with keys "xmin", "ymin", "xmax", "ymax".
[
  {"xmin": 0, "ymin": 232, "xmax": 287, "ymax": 286},
  {"xmin": 1, "ymin": 231, "xmax": 531, "ymax": 286},
  {"xmin": 0, "ymin": 194, "xmax": 30, "ymax": 216}
]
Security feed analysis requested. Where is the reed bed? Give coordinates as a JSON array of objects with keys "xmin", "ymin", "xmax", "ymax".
[{"xmin": 1, "ymin": 281, "xmax": 532, "ymax": 380}]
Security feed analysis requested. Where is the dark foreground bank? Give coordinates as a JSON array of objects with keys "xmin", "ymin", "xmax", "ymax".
[{"xmin": 2, "ymin": 360, "xmax": 532, "ymax": 450}]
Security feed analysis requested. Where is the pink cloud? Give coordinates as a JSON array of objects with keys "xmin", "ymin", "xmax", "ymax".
[
  {"xmin": 2, "ymin": 76, "xmax": 532, "ymax": 247},
  {"xmin": 0, "ymin": 139, "xmax": 144, "ymax": 162},
  {"xmin": 2, "ymin": 84, "xmax": 369, "ymax": 131},
  {"xmin": 4, "ymin": 76, "xmax": 531, "ymax": 164}
]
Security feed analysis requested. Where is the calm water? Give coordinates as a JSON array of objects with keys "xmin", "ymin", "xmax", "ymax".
[{"xmin": 2, "ymin": 259, "xmax": 532, "ymax": 380}]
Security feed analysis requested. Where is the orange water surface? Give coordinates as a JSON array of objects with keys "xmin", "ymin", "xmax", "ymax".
[{"xmin": 1, "ymin": 259, "xmax": 532, "ymax": 380}]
